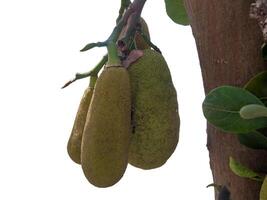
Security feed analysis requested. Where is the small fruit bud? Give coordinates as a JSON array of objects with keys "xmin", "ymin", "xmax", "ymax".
[{"xmin": 239, "ymin": 104, "xmax": 267, "ymax": 119}]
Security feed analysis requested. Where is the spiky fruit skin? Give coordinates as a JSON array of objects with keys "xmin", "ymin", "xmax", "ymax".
[
  {"xmin": 67, "ymin": 87, "xmax": 93, "ymax": 164},
  {"xmin": 128, "ymin": 49, "xmax": 180, "ymax": 169},
  {"xmin": 81, "ymin": 67, "xmax": 131, "ymax": 188},
  {"xmin": 135, "ymin": 18, "xmax": 150, "ymax": 50}
]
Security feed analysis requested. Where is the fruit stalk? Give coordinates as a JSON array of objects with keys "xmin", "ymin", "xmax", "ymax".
[
  {"xmin": 106, "ymin": 42, "xmax": 121, "ymax": 67},
  {"xmin": 137, "ymin": 30, "xmax": 161, "ymax": 53},
  {"xmin": 117, "ymin": 0, "xmax": 147, "ymax": 49},
  {"xmin": 105, "ymin": 0, "xmax": 146, "ymax": 66},
  {"xmin": 107, "ymin": 0, "xmax": 147, "ymax": 44},
  {"xmin": 79, "ymin": 0, "xmax": 147, "ymax": 68},
  {"xmin": 116, "ymin": 0, "xmax": 132, "ymax": 23}
]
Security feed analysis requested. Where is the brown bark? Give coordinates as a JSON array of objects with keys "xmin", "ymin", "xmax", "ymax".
[{"xmin": 184, "ymin": 0, "xmax": 267, "ymax": 199}]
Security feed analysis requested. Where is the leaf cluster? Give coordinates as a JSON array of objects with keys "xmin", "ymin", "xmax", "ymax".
[
  {"xmin": 203, "ymin": 71, "xmax": 267, "ymax": 150},
  {"xmin": 202, "ymin": 71, "xmax": 267, "ymax": 199}
]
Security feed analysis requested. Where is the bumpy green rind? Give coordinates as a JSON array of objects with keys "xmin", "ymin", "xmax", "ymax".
[
  {"xmin": 67, "ymin": 87, "xmax": 93, "ymax": 164},
  {"xmin": 135, "ymin": 18, "xmax": 150, "ymax": 50},
  {"xmin": 81, "ymin": 67, "xmax": 131, "ymax": 188},
  {"xmin": 128, "ymin": 49, "xmax": 180, "ymax": 169}
]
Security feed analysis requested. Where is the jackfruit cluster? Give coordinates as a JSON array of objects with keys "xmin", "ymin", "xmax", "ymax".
[{"xmin": 66, "ymin": 19, "xmax": 180, "ymax": 188}]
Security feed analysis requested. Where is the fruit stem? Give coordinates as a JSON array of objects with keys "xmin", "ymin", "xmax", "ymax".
[
  {"xmin": 138, "ymin": 30, "xmax": 162, "ymax": 54},
  {"xmin": 118, "ymin": 12, "xmax": 140, "ymax": 49},
  {"xmin": 106, "ymin": 42, "xmax": 122, "ymax": 67},
  {"xmin": 117, "ymin": 0, "xmax": 146, "ymax": 51},
  {"xmin": 106, "ymin": 0, "xmax": 146, "ymax": 66},
  {"xmin": 89, "ymin": 75, "xmax": 98, "ymax": 88},
  {"xmin": 61, "ymin": 55, "xmax": 107, "ymax": 89},
  {"xmin": 116, "ymin": 0, "xmax": 132, "ymax": 24},
  {"xmin": 63, "ymin": 0, "xmax": 148, "ymax": 88},
  {"xmin": 90, "ymin": 54, "xmax": 108, "ymax": 76},
  {"xmin": 80, "ymin": 0, "xmax": 146, "ymax": 56}
]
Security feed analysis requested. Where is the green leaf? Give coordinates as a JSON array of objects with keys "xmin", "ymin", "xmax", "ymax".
[
  {"xmin": 229, "ymin": 157, "xmax": 264, "ymax": 181},
  {"xmin": 260, "ymin": 176, "xmax": 267, "ymax": 200},
  {"xmin": 238, "ymin": 131, "xmax": 267, "ymax": 150},
  {"xmin": 202, "ymin": 86, "xmax": 267, "ymax": 133},
  {"xmin": 165, "ymin": 0, "xmax": 189, "ymax": 25},
  {"xmin": 244, "ymin": 71, "xmax": 267, "ymax": 105}
]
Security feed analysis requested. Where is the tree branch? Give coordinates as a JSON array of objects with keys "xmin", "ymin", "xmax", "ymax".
[
  {"xmin": 117, "ymin": 0, "xmax": 147, "ymax": 51},
  {"xmin": 106, "ymin": 0, "xmax": 147, "ymax": 66},
  {"xmin": 116, "ymin": 0, "xmax": 132, "ymax": 23},
  {"xmin": 80, "ymin": 0, "xmax": 147, "ymax": 66},
  {"xmin": 63, "ymin": 0, "xmax": 148, "ymax": 88},
  {"xmin": 80, "ymin": 41, "xmax": 107, "ymax": 52}
]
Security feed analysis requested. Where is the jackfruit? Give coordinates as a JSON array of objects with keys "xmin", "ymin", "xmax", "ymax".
[
  {"xmin": 128, "ymin": 49, "xmax": 180, "ymax": 169},
  {"xmin": 135, "ymin": 18, "xmax": 150, "ymax": 50},
  {"xmin": 81, "ymin": 66, "xmax": 131, "ymax": 187},
  {"xmin": 67, "ymin": 85, "xmax": 94, "ymax": 164}
]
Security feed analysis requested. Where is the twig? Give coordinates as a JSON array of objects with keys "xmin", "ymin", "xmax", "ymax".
[
  {"xmin": 63, "ymin": 0, "xmax": 148, "ymax": 88},
  {"xmin": 62, "ymin": 55, "xmax": 108, "ymax": 89},
  {"xmin": 80, "ymin": 41, "xmax": 107, "ymax": 52},
  {"xmin": 80, "ymin": 0, "xmax": 147, "ymax": 66}
]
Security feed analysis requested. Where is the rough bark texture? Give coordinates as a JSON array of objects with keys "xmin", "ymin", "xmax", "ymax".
[
  {"xmin": 184, "ymin": 0, "xmax": 267, "ymax": 199},
  {"xmin": 250, "ymin": 0, "xmax": 267, "ymax": 42}
]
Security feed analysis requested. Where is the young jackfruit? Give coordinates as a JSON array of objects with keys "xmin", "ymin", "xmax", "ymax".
[
  {"xmin": 128, "ymin": 49, "xmax": 180, "ymax": 169},
  {"xmin": 135, "ymin": 18, "xmax": 150, "ymax": 50},
  {"xmin": 81, "ymin": 66, "xmax": 131, "ymax": 187},
  {"xmin": 67, "ymin": 86, "xmax": 94, "ymax": 164}
]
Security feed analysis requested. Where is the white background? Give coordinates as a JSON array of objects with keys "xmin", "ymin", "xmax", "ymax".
[{"xmin": 0, "ymin": 0, "xmax": 214, "ymax": 199}]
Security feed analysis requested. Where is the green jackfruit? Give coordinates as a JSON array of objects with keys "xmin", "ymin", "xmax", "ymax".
[
  {"xmin": 67, "ymin": 86, "xmax": 94, "ymax": 164},
  {"xmin": 135, "ymin": 18, "xmax": 150, "ymax": 50},
  {"xmin": 81, "ymin": 66, "xmax": 131, "ymax": 188},
  {"xmin": 128, "ymin": 49, "xmax": 180, "ymax": 169}
]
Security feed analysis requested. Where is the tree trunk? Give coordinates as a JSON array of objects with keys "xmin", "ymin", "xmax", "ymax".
[{"xmin": 184, "ymin": 0, "xmax": 267, "ymax": 199}]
